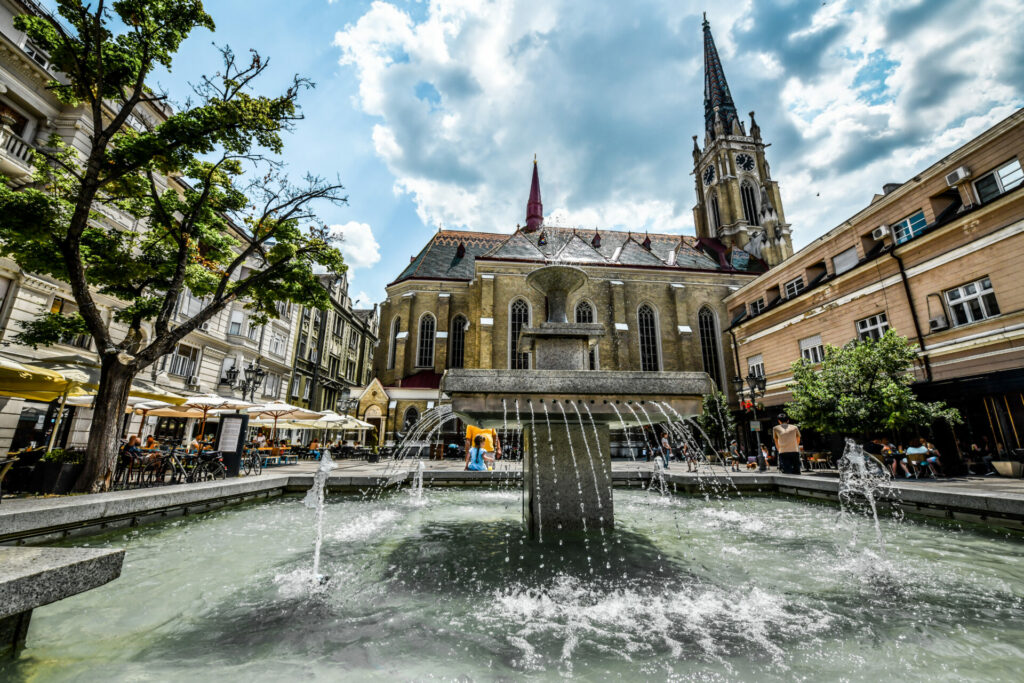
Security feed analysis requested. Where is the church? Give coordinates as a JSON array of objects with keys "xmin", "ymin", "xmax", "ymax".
[{"xmin": 357, "ymin": 18, "xmax": 795, "ymax": 444}]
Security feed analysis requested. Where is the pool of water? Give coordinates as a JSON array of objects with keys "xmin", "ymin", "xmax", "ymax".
[{"xmin": 5, "ymin": 488, "xmax": 1024, "ymax": 681}]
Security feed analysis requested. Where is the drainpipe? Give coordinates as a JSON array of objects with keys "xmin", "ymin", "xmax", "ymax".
[
  {"xmin": 891, "ymin": 251, "xmax": 933, "ymax": 382},
  {"xmin": 309, "ymin": 304, "xmax": 330, "ymax": 410}
]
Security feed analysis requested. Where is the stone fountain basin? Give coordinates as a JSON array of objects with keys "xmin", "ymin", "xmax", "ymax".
[{"xmin": 442, "ymin": 369, "xmax": 710, "ymax": 427}]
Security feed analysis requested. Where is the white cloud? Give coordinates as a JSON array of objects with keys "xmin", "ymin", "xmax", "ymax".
[
  {"xmin": 330, "ymin": 221, "xmax": 381, "ymax": 269},
  {"xmin": 333, "ymin": 0, "xmax": 1024, "ymax": 247}
]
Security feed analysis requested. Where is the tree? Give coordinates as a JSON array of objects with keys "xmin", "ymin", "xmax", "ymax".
[
  {"xmin": 785, "ymin": 330, "xmax": 960, "ymax": 439},
  {"xmin": 0, "ymin": 1, "xmax": 347, "ymax": 491},
  {"xmin": 695, "ymin": 388, "xmax": 736, "ymax": 451}
]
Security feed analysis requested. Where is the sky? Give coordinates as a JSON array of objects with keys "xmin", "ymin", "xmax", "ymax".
[{"xmin": 141, "ymin": 0, "xmax": 1024, "ymax": 306}]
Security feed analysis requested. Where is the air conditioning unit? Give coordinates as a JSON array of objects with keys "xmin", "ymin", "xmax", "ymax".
[
  {"xmin": 198, "ymin": 322, "xmax": 210, "ymax": 332},
  {"xmin": 928, "ymin": 315, "xmax": 949, "ymax": 333},
  {"xmin": 186, "ymin": 375, "xmax": 200, "ymax": 386},
  {"xmin": 945, "ymin": 166, "xmax": 971, "ymax": 187},
  {"xmin": 871, "ymin": 224, "xmax": 890, "ymax": 241}
]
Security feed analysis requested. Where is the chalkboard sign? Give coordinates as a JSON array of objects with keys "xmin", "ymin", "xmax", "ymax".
[{"xmin": 215, "ymin": 414, "xmax": 249, "ymax": 478}]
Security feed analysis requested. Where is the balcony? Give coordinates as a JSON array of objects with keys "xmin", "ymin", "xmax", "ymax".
[{"xmin": 0, "ymin": 119, "xmax": 33, "ymax": 187}]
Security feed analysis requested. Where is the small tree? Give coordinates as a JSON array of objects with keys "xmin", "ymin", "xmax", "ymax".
[
  {"xmin": 696, "ymin": 388, "xmax": 736, "ymax": 451},
  {"xmin": 0, "ymin": 1, "xmax": 347, "ymax": 491},
  {"xmin": 786, "ymin": 330, "xmax": 960, "ymax": 439}
]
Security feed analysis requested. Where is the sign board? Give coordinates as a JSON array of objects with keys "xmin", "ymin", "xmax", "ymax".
[
  {"xmin": 730, "ymin": 248, "xmax": 750, "ymax": 270},
  {"xmin": 749, "ymin": 420, "xmax": 762, "ymax": 432},
  {"xmin": 215, "ymin": 414, "xmax": 249, "ymax": 455}
]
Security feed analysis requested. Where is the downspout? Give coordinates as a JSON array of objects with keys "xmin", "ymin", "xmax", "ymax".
[
  {"xmin": 891, "ymin": 250, "xmax": 933, "ymax": 382},
  {"xmin": 309, "ymin": 305, "xmax": 330, "ymax": 410}
]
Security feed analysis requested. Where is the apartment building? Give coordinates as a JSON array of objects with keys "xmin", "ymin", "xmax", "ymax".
[
  {"xmin": 0, "ymin": 0, "xmax": 296, "ymax": 451},
  {"xmin": 725, "ymin": 109, "xmax": 1024, "ymax": 456},
  {"xmin": 288, "ymin": 272, "xmax": 379, "ymax": 415}
]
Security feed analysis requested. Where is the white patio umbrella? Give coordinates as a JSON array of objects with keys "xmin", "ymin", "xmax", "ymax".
[
  {"xmin": 148, "ymin": 394, "xmax": 252, "ymax": 442},
  {"xmin": 247, "ymin": 401, "xmax": 323, "ymax": 444}
]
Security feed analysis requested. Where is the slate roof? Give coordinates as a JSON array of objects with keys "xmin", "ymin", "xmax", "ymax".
[{"xmin": 390, "ymin": 226, "xmax": 764, "ymax": 285}]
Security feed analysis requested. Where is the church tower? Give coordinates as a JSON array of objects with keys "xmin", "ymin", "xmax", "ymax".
[{"xmin": 692, "ymin": 16, "xmax": 793, "ymax": 267}]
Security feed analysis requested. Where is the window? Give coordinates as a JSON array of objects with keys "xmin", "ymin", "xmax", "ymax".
[
  {"xmin": 856, "ymin": 313, "xmax": 890, "ymax": 341},
  {"xmin": 799, "ymin": 334, "xmax": 824, "ymax": 363},
  {"xmin": 302, "ymin": 378, "xmax": 312, "ymax": 400},
  {"xmin": 697, "ymin": 307, "xmax": 722, "ymax": 388},
  {"xmin": 832, "ymin": 246, "xmax": 859, "ymax": 276},
  {"xmin": 228, "ymin": 310, "xmax": 243, "ymax": 336},
  {"xmin": 328, "ymin": 356, "xmax": 340, "ymax": 377},
  {"xmin": 0, "ymin": 277, "xmax": 11, "ymax": 312},
  {"xmin": 332, "ymin": 314, "xmax": 344, "ymax": 337},
  {"xmin": 220, "ymin": 356, "xmax": 236, "ymax": 383},
  {"xmin": 387, "ymin": 316, "xmax": 401, "ymax": 370},
  {"xmin": 945, "ymin": 277, "xmax": 1000, "ymax": 326},
  {"xmin": 509, "ymin": 299, "xmax": 530, "ymax": 370},
  {"xmin": 449, "ymin": 315, "xmax": 467, "ymax": 369},
  {"xmin": 575, "ymin": 302, "xmax": 597, "ymax": 370},
  {"xmin": 308, "ymin": 347, "xmax": 318, "ymax": 364},
  {"xmin": 49, "ymin": 296, "xmax": 91, "ymax": 349},
  {"xmin": 269, "ymin": 333, "xmax": 285, "ymax": 358},
  {"xmin": 416, "ymin": 313, "xmax": 435, "ymax": 367},
  {"xmin": 346, "ymin": 359, "xmax": 357, "ymax": 381},
  {"xmin": 740, "ymin": 180, "xmax": 759, "ymax": 226},
  {"xmin": 974, "ymin": 159, "xmax": 1023, "ymax": 204},
  {"xmin": 247, "ymin": 322, "xmax": 260, "ymax": 341},
  {"xmin": 749, "ymin": 297, "xmax": 766, "ymax": 316},
  {"xmin": 262, "ymin": 373, "xmax": 281, "ymax": 399},
  {"xmin": 177, "ymin": 288, "xmax": 205, "ymax": 318},
  {"xmin": 297, "ymin": 334, "xmax": 307, "ymax": 361},
  {"xmin": 22, "ymin": 40, "xmax": 49, "ymax": 69},
  {"xmin": 290, "ymin": 375, "xmax": 300, "ymax": 398},
  {"xmin": 783, "ymin": 276, "xmax": 805, "ymax": 299},
  {"xmin": 164, "ymin": 343, "xmax": 199, "ymax": 377},
  {"xmin": 403, "ymin": 406, "xmax": 420, "ymax": 431},
  {"xmin": 708, "ymin": 191, "xmax": 721, "ymax": 235},
  {"xmin": 275, "ymin": 301, "xmax": 292, "ymax": 321},
  {"xmin": 348, "ymin": 329, "xmax": 358, "ymax": 350},
  {"xmin": 893, "ymin": 210, "xmax": 927, "ymax": 245},
  {"xmin": 747, "ymin": 354, "xmax": 764, "ymax": 378},
  {"xmin": 638, "ymin": 304, "xmax": 660, "ymax": 372}
]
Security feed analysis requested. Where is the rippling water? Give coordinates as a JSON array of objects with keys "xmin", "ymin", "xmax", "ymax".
[{"xmin": 5, "ymin": 489, "xmax": 1024, "ymax": 681}]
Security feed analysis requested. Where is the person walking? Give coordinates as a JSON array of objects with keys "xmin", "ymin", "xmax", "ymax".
[
  {"xmin": 772, "ymin": 413, "xmax": 802, "ymax": 475},
  {"xmin": 660, "ymin": 432, "xmax": 673, "ymax": 469}
]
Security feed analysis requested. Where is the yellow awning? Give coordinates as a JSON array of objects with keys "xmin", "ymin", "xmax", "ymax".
[
  {"xmin": 34, "ymin": 358, "xmax": 187, "ymax": 404},
  {"xmin": 0, "ymin": 354, "xmax": 87, "ymax": 402}
]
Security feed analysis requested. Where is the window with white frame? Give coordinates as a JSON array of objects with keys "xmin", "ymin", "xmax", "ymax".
[
  {"xmin": 177, "ymin": 288, "xmax": 205, "ymax": 318},
  {"xmin": 945, "ymin": 277, "xmax": 1000, "ymax": 326},
  {"xmin": 269, "ymin": 333, "xmax": 284, "ymax": 357},
  {"xmin": 832, "ymin": 246, "xmax": 859, "ymax": 275},
  {"xmin": 290, "ymin": 375, "xmax": 300, "ymax": 398},
  {"xmin": 163, "ymin": 343, "xmax": 199, "ymax": 377},
  {"xmin": 799, "ymin": 334, "xmax": 824, "ymax": 363},
  {"xmin": 228, "ymin": 310, "xmax": 243, "ymax": 336},
  {"xmin": 302, "ymin": 377, "xmax": 312, "ymax": 400},
  {"xmin": 219, "ymin": 356, "xmax": 236, "ymax": 382},
  {"xmin": 21, "ymin": 40, "xmax": 49, "ymax": 69},
  {"xmin": 49, "ymin": 296, "xmax": 91, "ymax": 349},
  {"xmin": 893, "ymin": 210, "xmax": 927, "ymax": 245},
  {"xmin": 747, "ymin": 354, "xmax": 765, "ymax": 378},
  {"xmin": 856, "ymin": 313, "xmax": 890, "ymax": 341},
  {"xmin": 783, "ymin": 276, "xmax": 805, "ymax": 299},
  {"xmin": 974, "ymin": 158, "xmax": 1023, "ymax": 204},
  {"xmin": 749, "ymin": 297, "xmax": 766, "ymax": 315},
  {"xmin": 247, "ymin": 322, "xmax": 260, "ymax": 341},
  {"xmin": 262, "ymin": 373, "xmax": 281, "ymax": 398}
]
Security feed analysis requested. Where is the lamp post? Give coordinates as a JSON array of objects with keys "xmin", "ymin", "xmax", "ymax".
[
  {"xmin": 336, "ymin": 385, "xmax": 358, "ymax": 415},
  {"xmin": 733, "ymin": 372, "xmax": 768, "ymax": 470},
  {"xmin": 224, "ymin": 360, "xmax": 266, "ymax": 402}
]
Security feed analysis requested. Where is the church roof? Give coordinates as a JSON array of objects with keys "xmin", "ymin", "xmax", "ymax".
[
  {"xmin": 390, "ymin": 230, "xmax": 507, "ymax": 285},
  {"xmin": 703, "ymin": 16, "xmax": 739, "ymax": 140}
]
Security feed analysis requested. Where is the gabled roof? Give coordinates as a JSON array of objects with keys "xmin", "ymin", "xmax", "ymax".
[
  {"xmin": 615, "ymin": 238, "xmax": 666, "ymax": 266},
  {"xmin": 486, "ymin": 230, "xmax": 546, "ymax": 260},
  {"xmin": 554, "ymin": 233, "xmax": 607, "ymax": 263},
  {"xmin": 391, "ymin": 230, "xmax": 508, "ymax": 285}
]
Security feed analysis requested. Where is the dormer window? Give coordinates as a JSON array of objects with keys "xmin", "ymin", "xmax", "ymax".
[
  {"xmin": 783, "ymin": 276, "xmax": 805, "ymax": 299},
  {"xmin": 592, "ymin": 231, "xmax": 601, "ymax": 248},
  {"xmin": 893, "ymin": 210, "xmax": 927, "ymax": 244},
  {"xmin": 749, "ymin": 297, "xmax": 766, "ymax": 315},
  {"xmin": 974, "ymin": 158, "xmax": 1023, "ymax": 204},
  {"xmin": 456, "ymin": 242, "xmax": 466, "ymax": 258}
]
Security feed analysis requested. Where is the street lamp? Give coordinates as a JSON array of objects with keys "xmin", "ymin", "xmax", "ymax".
[
  {"xmin": 734, "ymin": 371, "xmax": 768, "ymax": 470},
  {"xmin": 221, "ymin": 360, "xmax": 266, "ymax": 402},
  {"xmin": 336, "ymin": 385, "xmax": 358, "ymax": 415}
]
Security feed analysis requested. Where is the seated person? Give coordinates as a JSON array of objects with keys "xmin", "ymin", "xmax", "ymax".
[
  {"xmin": 466, "ymin": 434, "xmax": 495, "ymax": 471},
  {"xmin": 144, "ymin": 435, "xmax": 159, "ymax": 450},
  {"xmin": 123, "ymin": 435, "xmax": 142, "ymax": 460},
  {"xmin": 465, "ymin": 424, "xmax": 501, "ymax": 463},
  {"xmin": 308, "ymin": 438, "xmax": 321, "ymax": 460},
  {"xmin": 922, "ymin": 442, "xmax": 946, "ymax": 478},
  {"xmin": 903, "ymin": 439, "xmax": 931, "ymax": 478},
  {"xmin": 187, "ymin": 436, "xmax": 203, "ymax": 454}
]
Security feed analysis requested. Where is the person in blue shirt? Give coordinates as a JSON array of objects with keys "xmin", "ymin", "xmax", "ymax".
[{"xmin": 466, "ymin": 434, "xmax": 494, "ymax": 471}]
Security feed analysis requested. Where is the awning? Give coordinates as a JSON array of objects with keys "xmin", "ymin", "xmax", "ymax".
[
  {"xmin": 0, "ymin": 354, "xmax": 87, "ymax": 402},
  {"xmin": 33, "ymin": 357, "xmax": 187, "ymax": 404}
]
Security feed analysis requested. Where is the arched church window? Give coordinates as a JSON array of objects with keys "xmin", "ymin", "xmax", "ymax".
[
  {"xmin": 509, "ymin": 299, "xmax": 530, "ymax": 369},
  {"xmin": 698, "ymin": 307, "xmax": 723, "ymax": 390},
  {"xmin": 741, "ymin": 180, "xmax": 760, "ymax": 226},
  {"xmin": 416, "ymin": 313, "xmax": 435, "ymax": 367},
  {"xmin": 448, "ymin": 315, "xmax": 467, "ymax": 369},
  {"xmin": 638, "ymin": 304, "xmax": 660, "ymax": 372},
  {"xmin": 575, "ymin": 301, "xmax": 597, "ymax": 370},
  {"xmin": 403, "ymin": 406, "xmax": 419, "ymax": 431},
  {"xmin": 387, "ymin": 316, "xmax": 401, "ymax": 369},
  {"xmin": 708, "ymin": 191, "xmax": 721, "ymax": 235}
]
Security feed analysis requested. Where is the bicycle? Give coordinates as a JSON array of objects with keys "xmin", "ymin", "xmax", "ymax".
[
  {"xmin": 242, "ymin": 447, "xmax": 262, "ymax": 476},
  {"xmin": 190, "ymin": 451, "xmax": 227, "ymax": 482}
]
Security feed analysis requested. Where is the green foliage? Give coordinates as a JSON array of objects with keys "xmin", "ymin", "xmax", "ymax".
[
  {"xmin": 14, "ymin": 312, "xmax": 90, "ymax": 350},
  {"xmin": 785, "ymin": 330, "xmax": 961, "ymax": 438},
  {"xmin": 696, "ymin": 388, "xmax": 736, "ymax": 450},
  {"xmin": 0, "ymin": 1, "xmax": 347, "ymax": 362}
]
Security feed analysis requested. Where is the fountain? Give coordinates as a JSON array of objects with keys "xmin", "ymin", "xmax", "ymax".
[{"xmin": 443, "ymin": 265, "xmax": 712, "ymax": 539}]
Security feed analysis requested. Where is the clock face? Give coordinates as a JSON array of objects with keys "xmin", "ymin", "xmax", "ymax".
[
  {"xmin": 736, "ymin": 153, "xmax": 755, "ymax": 172},
  {"xmin": 702, "ymin": 165, "xmax": 715, "ymax": 186}
]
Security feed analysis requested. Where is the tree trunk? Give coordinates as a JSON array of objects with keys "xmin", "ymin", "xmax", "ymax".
[{"xmin": 74, "ymin": 356, "xmax": 136, "ymax": 493}]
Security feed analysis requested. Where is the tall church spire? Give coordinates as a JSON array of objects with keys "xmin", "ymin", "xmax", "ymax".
[
  {"xmin": 702, "ymin": 15, "xmax": 738, "ymax": 140},
  {"xmin": 525, "ymin": 156, "xmax": 543, "ymax": 232}
]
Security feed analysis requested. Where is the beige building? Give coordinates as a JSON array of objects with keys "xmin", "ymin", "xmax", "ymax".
[{"xmin": 725, "ymin": 109, "xmax": 1024, "ymax": 457}]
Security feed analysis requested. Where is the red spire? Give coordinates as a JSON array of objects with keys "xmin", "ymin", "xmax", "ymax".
[{"xmin": 525, "ymin": 156, "xmax": 543, "ymax": 232}]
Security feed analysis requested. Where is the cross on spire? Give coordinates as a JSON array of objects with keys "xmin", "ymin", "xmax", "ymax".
[{"xmin": 702, "ymin": 16, "xmax": 739, "ymax": 140}]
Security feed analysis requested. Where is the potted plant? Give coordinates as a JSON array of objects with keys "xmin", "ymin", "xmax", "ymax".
[{"xmin": 35, "ymin": 449, "xmax": 86, "ymax": 494}]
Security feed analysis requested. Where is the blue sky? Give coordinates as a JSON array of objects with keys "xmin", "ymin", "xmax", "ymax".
[{"xmin": 144, "ymin": 0, "xmax": 1023, "ymax": 305}]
